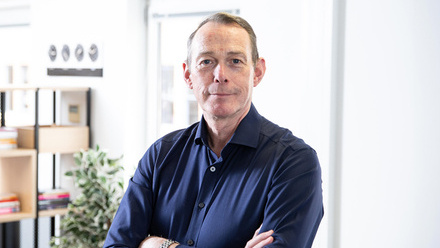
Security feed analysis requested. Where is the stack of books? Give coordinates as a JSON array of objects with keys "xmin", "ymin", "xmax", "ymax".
[
  {"xmin": 38, "ymin": 189, "xmax": 70, "ymax": 211},
  {"xmin": 0, "ymin": 127, "xmax": 18, "ymax": 150},
  {"xmin": 0, "ymin": 193, "xmax": 20, "ymax": 215}
]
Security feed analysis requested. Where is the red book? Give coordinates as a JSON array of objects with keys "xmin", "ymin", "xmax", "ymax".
[
  {"xmin": 38, "ymin": 194, "xmax": 70, "ymax": 200},
  {"xmin": 0, "ymin": 193, "xmax": 18, "ymax": 203}
]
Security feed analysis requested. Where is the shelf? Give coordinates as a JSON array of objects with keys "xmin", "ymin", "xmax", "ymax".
[
  {"xmin": 0, "ymin": 85, "xmax": 90, "ymax": 92},
  {"xmin": 39, "ymin": 208, "xmax": 68, "ymax": 218},
  {"xmin": 0, "ymin": 149, "xmax": 37, "ymax": 223},
  {"xmin": 1, "ymin": 85, "xmax": 91, "ymax": 248},
  {"xmin": 0, "ymin": 148, "xmax": 36, "ymax": 158},
  {"xmin": 0, "ymin": 211, "xmax": 35, "ymax": 223},
  {"xmin": 0, "ymin": 85, "xmax": 37, "ymax": 91},
  {"xmin": 17, "ymin": 126, "xmax": 89, "ymax": 153}
]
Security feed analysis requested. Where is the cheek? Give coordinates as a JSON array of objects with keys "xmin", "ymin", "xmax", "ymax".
[
  {"xmin": 190, "ymin": 71, "xmax": 209, "ymax": 83},
  {"xmin": 190, "ymin": 74, "xmax": 209, "ymax": 89},
  {"xmin": 191, "ymin": 83, "xmax": 207, "ymax": 100}
]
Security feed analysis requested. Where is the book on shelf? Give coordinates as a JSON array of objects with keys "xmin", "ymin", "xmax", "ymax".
[
  {"xmin": 0, "ymin": 193, "xmax": 21, "ymax": 215},
  {"xmin": 0, "ymin": 192, "xmax": 19, "ymax": 203},
  {"xmin": 38, "ymin": 189, "xmax": 70, "ymax": 210},
  {"xmin": 0, "ymin": 206, "xmax": 20, "ymax": 215},
  {"xmin": 39, "ymin": 198, "xmax": 70, "ymax": 209},
  {"xmin": 0, "ymin": 127, "xmax": 18, "ymax": 149},
  {"xmin": 38, "ymin": 203, "xmax": 68, "ymax": 210},
  {"xmin": 39, "ymin": 189, "xmax": 69, "ymax": 197},
  {"xmin": 39, "ymin": 198, "xmax": 69, "ymax": 205},
  {"xmin": 0, "ymin": 200, "xmax": 20, "ymax": 208},
  {"xmin": 39, "ymin": 193, "xmax": 70, "ymax": 200}
]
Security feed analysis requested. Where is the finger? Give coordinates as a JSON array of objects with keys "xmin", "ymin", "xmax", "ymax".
[
  {"xmin": 245, "ymin": 230, "xmax": 274, "ymax": 248},
  {"xmin": 253, "ymin": 236, "xmax": 274, "ymax": 248},
  {"xmin": 254, "ymin": 224, "xmax": 263, "ymax": 237}
]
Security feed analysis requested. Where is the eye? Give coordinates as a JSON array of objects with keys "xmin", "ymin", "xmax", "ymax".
[
  {"xmin": 201, "ymin": 59, "xmax": 211, "ymax": 65},
  {"xmin": 232, "ymin": 59, "xmax": 241, "ymax": 64}
]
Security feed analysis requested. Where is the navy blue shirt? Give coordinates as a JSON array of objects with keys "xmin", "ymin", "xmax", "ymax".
[{"xmin": 104, "ymin": 104, "xmax": 323, "ymax": 248}]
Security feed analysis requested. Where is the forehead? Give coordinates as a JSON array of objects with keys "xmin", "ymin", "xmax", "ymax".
[{"xmin": 191, "ymin": 22, "xmax": 252, "ymax": 57}]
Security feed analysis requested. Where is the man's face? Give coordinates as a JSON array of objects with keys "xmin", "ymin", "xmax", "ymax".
[{"xmin": 184, "ymin": 22, "xmax": 265, "ymax": 121}]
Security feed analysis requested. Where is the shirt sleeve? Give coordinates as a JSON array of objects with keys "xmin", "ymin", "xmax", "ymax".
[
  {"xmin": 103, "ymin": 150, "xmax": 156, "ymax": 248},
  {"xmin": 262, "ymin": 148, "xmax": 324, "ymax": 248}
]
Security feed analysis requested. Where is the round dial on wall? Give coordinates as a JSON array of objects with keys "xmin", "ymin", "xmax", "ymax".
[
  {"xmin": 62, "ymin": 45, "xmax": 70, "ymax": 61},
  {"xmin": 89, "ymin": 44, "xmax": 98, "ymax": 62},
  {"xmin": 75, "ymin": 44, "xmax": 84, "ymax": 61},
  {"xmin": 48, "ymin": 45, "xmax": 57, "ymax": 61}
]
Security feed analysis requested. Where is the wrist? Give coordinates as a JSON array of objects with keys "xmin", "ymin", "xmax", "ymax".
[{"xmin": 159, "ymin": 239, "xmax": 179, "ymax": 248}]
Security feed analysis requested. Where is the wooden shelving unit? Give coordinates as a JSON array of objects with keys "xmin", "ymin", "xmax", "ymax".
[
  {"xmin": 0, "ymin": 86, "xmax": 91, "ymax": 248},
  {"xmin": 38, "ymin": 208, "xmax": 69, "ymax": 218},
  {"xmin": 0, "ymin": 149, "xmax": 36, "ymax": 224}
]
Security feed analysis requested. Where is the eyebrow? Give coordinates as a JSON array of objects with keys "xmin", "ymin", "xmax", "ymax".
[
  {"xmin": 227, "ymin": 51, "xmax": 247, "ymax": 60},
  {"xmin": 196, "ymin": 51, "xmax": 248, "ymax": 61},
  {"xmin": 196, "ymin": 51, "xmax": 215, "ymax": 58}
]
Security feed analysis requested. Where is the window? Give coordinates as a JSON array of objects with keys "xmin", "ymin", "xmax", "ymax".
[
  {"xmin": 146, "ymin": 10, "xmax": 239, "ymax": 141},
  {"xmin": 0, "ymin": 25, "xmax": 34, "ymax": 127}
]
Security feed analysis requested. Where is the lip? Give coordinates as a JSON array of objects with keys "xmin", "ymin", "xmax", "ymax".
[
  {"xmin": 211, "ymin": 93, "xmax": 231, "ymax": 96},
  {"xmin": 210, "ymin": 93, "xmax": 232, "ymax": 97}
]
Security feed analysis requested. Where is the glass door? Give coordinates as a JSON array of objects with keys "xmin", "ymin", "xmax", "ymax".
[{"xmin": 157, "ymin": 17, "xmax": 201, "ymax": 137}]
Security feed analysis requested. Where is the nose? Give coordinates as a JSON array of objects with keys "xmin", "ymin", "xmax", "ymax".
[{"xmin": 214, "ymin": 63, "xmax": 228, "ymax": 83}]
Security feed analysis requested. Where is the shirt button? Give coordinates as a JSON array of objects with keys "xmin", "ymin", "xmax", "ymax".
[
  {"xmin": 210, "ymin": 166, "xmax": 216, "ymax": 172},
  {"xmin": 198, "ymin": 202, "xmax": 205, "ymax": 209},
  {"xmin": 187, "ymin": 239, "xmax": 194, "ymax": 246}
]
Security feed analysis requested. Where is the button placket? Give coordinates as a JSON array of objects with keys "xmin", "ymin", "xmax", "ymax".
[{"xmin": 184, "ymin": 160, "xmax": 223, "ymax": 247}]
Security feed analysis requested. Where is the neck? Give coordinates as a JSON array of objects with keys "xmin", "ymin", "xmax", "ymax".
[{"xmin": 204, "ymin": 106, "xmax": 251, "ymax": 157}]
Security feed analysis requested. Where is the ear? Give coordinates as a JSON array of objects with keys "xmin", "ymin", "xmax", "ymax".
[
  {"xmin": 183, "ymin": 62, "xmax": 193, "ymax": 89},
  {"xmin": 253, "ymin": 58, "xmax": 266, "ymax": 87}
]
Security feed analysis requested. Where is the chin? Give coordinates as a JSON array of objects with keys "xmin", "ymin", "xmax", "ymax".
[
  {"xmin": 206, "ymin": 107, "xmax": 232, "ymax": 118},
  {"xmin": 211, "ymin": 108, "xmax": 243, "ymax": 120}
]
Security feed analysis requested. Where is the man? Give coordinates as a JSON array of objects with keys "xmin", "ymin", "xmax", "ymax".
[{"xmin": 104, "ymin": 12, "xmax": 323, "ymax": 248}]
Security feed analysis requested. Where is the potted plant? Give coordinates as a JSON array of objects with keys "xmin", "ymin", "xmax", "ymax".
[{"xmin": 50, "ymin": 145, "xmax": 124, "ymax": 248}]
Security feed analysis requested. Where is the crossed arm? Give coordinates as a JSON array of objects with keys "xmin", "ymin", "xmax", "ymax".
[
  {"xmin": 104, "ymin": 146, "xmax": 323, "ymax": 248},
  {"xmin": 139, "ymin": 225, "xmax": 274, "ymax": 248}
]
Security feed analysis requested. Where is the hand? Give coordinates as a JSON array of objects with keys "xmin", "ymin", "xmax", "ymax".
[
  {"xmin": 245, "ymin": 225, "xmax": 274, "ymax": 248},
  {"xmin": 139, "ymin": 236, "xmax": 179, "ymax": 248}
]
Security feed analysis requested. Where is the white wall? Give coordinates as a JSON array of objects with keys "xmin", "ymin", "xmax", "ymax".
[
  {"xmin": 244, "ymin": 2, "xmax": 332, "ymax": 247},
  {"xmin": 30, "ymin": 0, "xmax": 149, "ymax": 175},
  {"xmin": 340, "ymin": 1, "xmax": 440, "ymax": 247},
  {"xmin": 10, "ymin": 1, "xmax": 149, "ymax": 247}
]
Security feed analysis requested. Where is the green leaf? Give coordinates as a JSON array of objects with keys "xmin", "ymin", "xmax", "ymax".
[
  {"xmin": 100, "ymin": 176, "xmax": 107, "ymax": 184},
  {"xmin": 51, "ymin": 144, "xmax": 124, "ymax": 248},
  {"xmin": 74, "ymin": 156, "xmax": 82, "ymax": 166}
]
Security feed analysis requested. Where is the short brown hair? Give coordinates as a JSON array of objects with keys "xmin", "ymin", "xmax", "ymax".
[{"xmin": 186, "ymin": 12, "xmax": 259, "ymax": 68}]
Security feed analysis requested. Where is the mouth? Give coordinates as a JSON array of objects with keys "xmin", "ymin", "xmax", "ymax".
[
  {"xmin": 207, "ymin": 86, "xmax": 237, "ymax": 97},
  {"xmin": 209, "ymin": 93, "xmax": 233, "ymax": 98},
  {"xmin": 211, "ymin": 93, "xmax": 231, "ymax": 96}
]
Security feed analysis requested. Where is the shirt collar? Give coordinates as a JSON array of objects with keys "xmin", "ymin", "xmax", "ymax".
[{"xmin": 194, "ymin": 103, "xmax": 262, "ymax": 149}]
